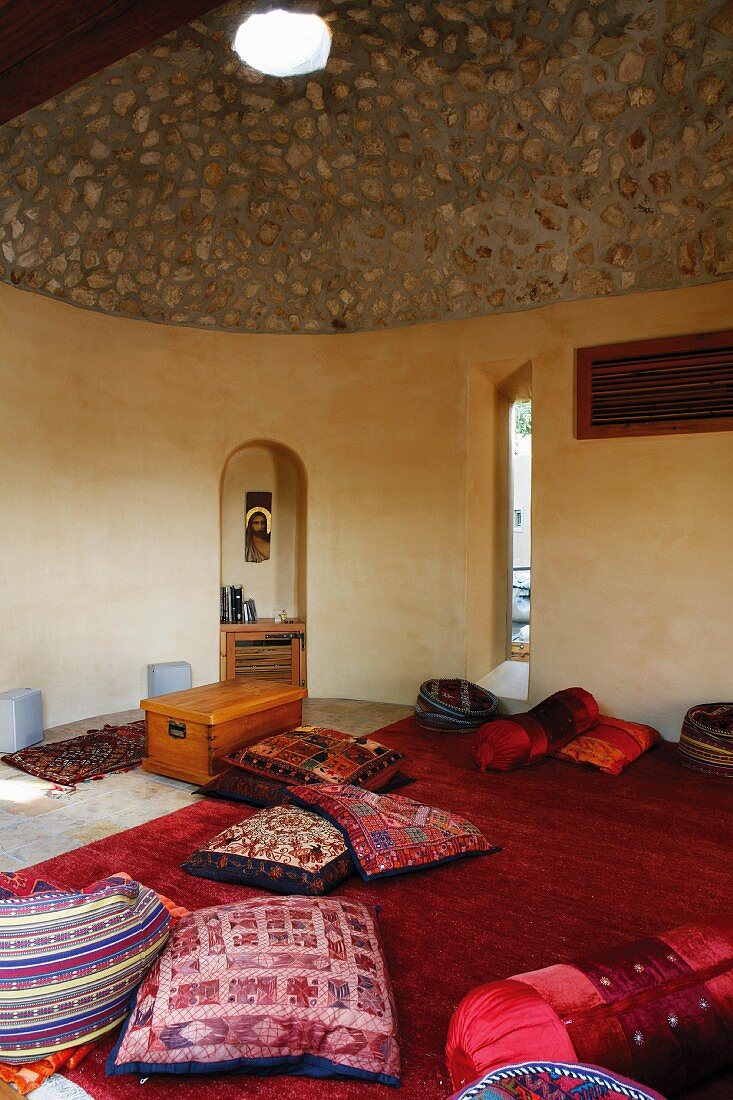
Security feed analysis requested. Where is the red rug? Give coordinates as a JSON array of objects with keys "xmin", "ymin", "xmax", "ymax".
[
  {"xmin": 24, "ymin": 717, "xmax": 733, "ymax": 1100},
  {"xmin": 1, "ymin": 721, "xmax": 146, "ymax": 787}
]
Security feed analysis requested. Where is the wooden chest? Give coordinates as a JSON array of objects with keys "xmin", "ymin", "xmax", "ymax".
[{"xmin": 141, "ymin": 678, "xmax": 307, "ymax": 786}]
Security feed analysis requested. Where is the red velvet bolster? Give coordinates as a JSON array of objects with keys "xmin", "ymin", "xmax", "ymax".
[
  {"xmin": 446, "ymin": 915, "xmax": 733, "ymax": 1096},
  {"xmin": 473, "ymin": 687, "xmax": 599, "ymax": 772},
  {"xmin": 445, "ymin": 977, "xmax": 577, "ymax": 1092}
]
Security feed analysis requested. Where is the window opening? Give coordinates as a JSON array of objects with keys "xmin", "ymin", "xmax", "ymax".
[{"xmin": 510, "ymin": 401, "xmax": 531, "ymax": 661}]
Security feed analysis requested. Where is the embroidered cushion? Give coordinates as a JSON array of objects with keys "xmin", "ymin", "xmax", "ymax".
[
  {"xmin": 289, "ymin": 783, "xmax": 498, "ymax": 881},
  {"xmin": 446, "ymin": 915, "xmax": 733, "ymax": 1098},
  {"xmin": 194, "ymin": 766, "xmax": 296, "ymax": 807},
  {"xmin": 554, "ymin": 716, "xmax": 660, "ymax": 775},
  {"xmin": 449, "ymin": 1060, "xmax": 668, "ymax": 1100},
  {"xmin": 0, "ymin": 871, "xmax": 66, "ymax": 900},
  {"xmin": 181, "ymin": 805, "xmax": 354, "ymax": 896},
  {"xmin": 0, "ymin": 877, "xmax": 171, "ymax": 1064},
  {"xmin": 224, "ymin": 725, "xmax": 405, "ymax": 792},
  {"xmin": 473, "ymin": 688, "xmax": 599, "ymax": 772},
  {"xmin": 108, "ymin": 896, "xmax": 400, "ymax": 1085}
]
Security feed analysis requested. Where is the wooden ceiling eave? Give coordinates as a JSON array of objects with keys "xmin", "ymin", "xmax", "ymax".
[{"xmin": 0, "ymin": 0, "xmax": 229, "ymax": 127}]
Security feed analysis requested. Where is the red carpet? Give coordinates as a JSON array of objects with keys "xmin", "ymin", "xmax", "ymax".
[{"xmin": 25, "ymin": 717, "xmax": 733, "ymax": 1100}]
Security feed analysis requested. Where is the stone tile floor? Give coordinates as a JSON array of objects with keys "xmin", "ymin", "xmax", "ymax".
[{"xmin": 0, "ymin": 698, "xmax": 411, "ymax": 871}]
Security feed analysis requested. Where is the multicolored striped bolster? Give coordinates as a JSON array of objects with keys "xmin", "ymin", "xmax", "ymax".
[{"xmin": 0, "ymin": 877, "xmax": 171, "ymax": 1064}]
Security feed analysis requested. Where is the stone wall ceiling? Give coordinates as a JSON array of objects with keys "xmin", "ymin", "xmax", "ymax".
[{"xmin": 0, "ymin": 0, "xmax": 731, "ymax": 333}]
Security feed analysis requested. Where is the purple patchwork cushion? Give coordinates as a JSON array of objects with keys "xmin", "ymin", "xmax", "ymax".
[
  {"xmin": 289, "ymin": 783, "xmax": 499, "ymax": 881},
  {"xmin": 181, "ymin": 805, "xmax": 354, "ymax": 896},
  {"xmin": 108, "ymin": 895, "xmax": 400, "ymax": 1085},
  {"xmin": 194, "ymin": 767, "xmax": 295, "ymax": 808}
]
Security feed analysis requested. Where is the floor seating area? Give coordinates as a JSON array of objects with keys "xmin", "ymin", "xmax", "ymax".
[{"xmin": 1, "ymin": 701, "xmax": 730, "ymax": 1100}]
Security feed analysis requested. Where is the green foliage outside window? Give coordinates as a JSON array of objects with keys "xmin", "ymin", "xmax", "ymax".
[{"xmin": 515, "ymin": 401, "xmax": 532, "ymax": 438}]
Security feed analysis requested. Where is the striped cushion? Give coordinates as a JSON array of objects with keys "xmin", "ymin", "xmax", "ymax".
[{"xmin": 0, "ymin": 876, "xmax": 171, "ymax": 1064}]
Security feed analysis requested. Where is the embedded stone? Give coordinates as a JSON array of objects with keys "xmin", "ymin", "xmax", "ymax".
[
  {"xmin": 617, "ymin": 51, "xmax": 646, "ymax": 82},
  {"xmin": 678, "ymin": 241, "xmax": 700, "ymax": 276},
  {"xmin": 571, "ymin": 11, "xmax": 594, "ymax": 37},
  {"xmin": 15, "ymin": 166, "xmax": 38, "ymax": 191},
  {"xmin": 588, "ymin": 91, "xmax": 627, "ymax": 121},
  {"xmin": 709, "ymin": 1, "xmax": 733, "ymax": 37},
  {"xmin": 572, "ymin": 268, "xmax": 612, "ymax": 295},
  {"xmin": 663, "ymin": 55, "xmax": 686, "ymax": 94}
]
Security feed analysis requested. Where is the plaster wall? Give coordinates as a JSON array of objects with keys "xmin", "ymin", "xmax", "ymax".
[{"xmin": 1, "ymin": 278, "xmax": 731, "ymax": 737}]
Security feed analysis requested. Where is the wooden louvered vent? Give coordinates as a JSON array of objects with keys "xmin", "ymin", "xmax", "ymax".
[{"xmin": 576, "ymin": 330, "xmax": 733, "ymax": 439}]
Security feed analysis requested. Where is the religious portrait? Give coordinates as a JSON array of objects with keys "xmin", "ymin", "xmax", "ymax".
[{"xmin": 245, "ymin": 491, "xmax": 272, "ymax": 563}]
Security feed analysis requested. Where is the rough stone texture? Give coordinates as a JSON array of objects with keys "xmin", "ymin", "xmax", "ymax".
[{"xmin": 0, "ymin": 0, "xmax": 731, "ymax": 333}]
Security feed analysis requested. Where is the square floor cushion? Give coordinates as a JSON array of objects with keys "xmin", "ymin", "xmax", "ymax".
[
  {"xmin": 108, "ymin": 895, "xmax": 400, "ymax": 1085},
  {"xmin": 194, "ymin": 766, "xmax": 297, "ymax": 808},
  {"xmin": 181, "ymin": 804, "xmax": 354, "ymax": 895},
  {"xmin": 224, "ymin": 726, "xmax": 405, "ymax": 792},
  {"xmin": 0, "ymin": 876, "xmax": 171, "ymax": 1064},
  {"xmin": 554, "ymin": 716, "xmax": 660, "ymax": 775},
  {"xmin": 288, "ymin": 783, "xmax": 498, "ymax": 881}
]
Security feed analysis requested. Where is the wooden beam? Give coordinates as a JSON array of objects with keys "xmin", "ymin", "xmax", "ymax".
[{"xmin": 0, "ymin": 0, "xmax": 228, "ymax": 127}]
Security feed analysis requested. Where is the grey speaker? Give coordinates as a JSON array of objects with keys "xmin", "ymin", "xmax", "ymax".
[
  {"xmin": 146, "ymin": 662, "xmax": 192, "ymax": 698},
  {"xmin": 0, "ymin": 688, "xmax": 43, "ymax": 753}
]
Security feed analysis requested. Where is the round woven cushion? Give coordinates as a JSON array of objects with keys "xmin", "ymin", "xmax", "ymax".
[
  {"xmin": 679, "ymin": 702, "xmax": 733, "ymax": 778},
  {"xmin": 415, "ymin": 679, "xmax": 499, "ymax": 733},
  {"xmin": 449, "ymin": 1061, "xmax": 668, "ymax": 1100}
]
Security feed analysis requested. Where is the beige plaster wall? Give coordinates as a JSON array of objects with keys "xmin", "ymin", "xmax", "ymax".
[
  {"xmin": 1, "ymin": 278, "xmax": 731, "ymax": 737},
  {"xmin": 221, "ymin": 445, "xmax": 299, "ymax": 618},
  {"xmin": 466, "ymin": 369, "xmax": 510, "ymax": 682}
]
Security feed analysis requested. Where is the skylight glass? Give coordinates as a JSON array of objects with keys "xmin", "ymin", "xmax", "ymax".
[{"xmin": 233, "ymin": 10, "xmax": 331, "ymax": 78}]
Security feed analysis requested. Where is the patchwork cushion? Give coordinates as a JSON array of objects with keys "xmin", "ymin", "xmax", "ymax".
[
  {"xmin": 0, "ymin": 871, "xmax": 65, "ymax": 900},
  {"xmin": 224, "ymin": 725, "xmax": 405, "ymax": 792},
  {"xmin": 196, "ymin": 765, "xmax": 416, "ymax": 807},
  {"xmin": 289, "ymin": 783, "xmax": 498, "ymax": 881},
  {"xmin": 181, "ymin": 805, "xmax": 354, "ymax": 896},
  {"xmin": 195, "ymin": 767, "xmax": 296, "ymax": 808},
  {"xmin": 108, "ymin": 896, "xmax": 400, "ymax": 1085},
  {"xmin": 446, "ymin": 915, "xmax": 733, "ymax": 1098},
  {"xmin": 0, "ymin": 876, "xmax": 171, "ymax": 1063},
  {"xmin": 554, "ymin": 716, "xmax": 660, "ymax": 775},
  {"xmin": 449, "ymin": 1060, "xmax": 667, "ymax": 1100},
  {"xmin": 473, "ymin": 688, "xmax": 599, "ymax": 772}
]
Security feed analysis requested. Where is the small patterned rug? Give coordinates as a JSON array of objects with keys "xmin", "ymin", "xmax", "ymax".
[{"xmin": 1, "ymin": 721, "xmax": 146, "ymax": 787}]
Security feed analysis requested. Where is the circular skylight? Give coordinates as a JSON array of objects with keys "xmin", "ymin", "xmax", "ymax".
[{"xmin": 233, "ymin": 10, "xmax": 331, "ymax": 78}]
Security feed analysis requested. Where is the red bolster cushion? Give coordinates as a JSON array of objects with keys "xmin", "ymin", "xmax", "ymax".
[
  {"xmin": 472, "ymin": 687, "xmax": 599, "ymax": 772},
  {"xmin": 446, "ymin": 915, "xmax": 733, "ymax": 1097}
]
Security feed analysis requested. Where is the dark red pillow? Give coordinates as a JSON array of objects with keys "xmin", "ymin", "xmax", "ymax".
[
  {"xmin": 473, "ymin": 687, "xmax": 598, "ymax": 772},
  {"xmin": 446, "ymin": 915, "xmax": 733, "ymax": 1098}
]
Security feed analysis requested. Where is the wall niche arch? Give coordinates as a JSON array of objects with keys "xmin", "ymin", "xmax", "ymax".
[{"xmin": 220, "ymin": 440, "xmax": 307, "ymax": 622}]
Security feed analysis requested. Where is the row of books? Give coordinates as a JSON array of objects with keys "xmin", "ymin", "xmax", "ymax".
[{"xmin": 220, "ymin": 586, "xmax": 259, "ymax": 624}]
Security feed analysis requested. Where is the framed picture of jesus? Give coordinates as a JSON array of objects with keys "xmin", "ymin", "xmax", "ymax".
[{"xmin": 245, "ymin": 491, "xmax": 272, "ymax": 563}]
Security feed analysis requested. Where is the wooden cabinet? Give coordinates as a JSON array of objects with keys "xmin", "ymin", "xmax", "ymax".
[
  {"xmin": 220, "ymin": 620, "xmax": 306, "ymax": 689},
  {"xmin": 141, "ymin": 679, "xmax": 307, "ymax": 785}
]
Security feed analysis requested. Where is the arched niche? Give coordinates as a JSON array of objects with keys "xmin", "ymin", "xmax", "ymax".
[{"xmin": 220, "ymin": 440, "xmax": 307, "ymax": 621}]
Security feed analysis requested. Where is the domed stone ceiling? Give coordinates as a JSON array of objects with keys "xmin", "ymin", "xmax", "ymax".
[{"xmin": 0, "ymin": 0, "xmax": 731, "ymax": 333}]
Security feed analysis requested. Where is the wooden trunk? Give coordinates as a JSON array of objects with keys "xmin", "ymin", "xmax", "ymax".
[{"xmin": 141, "ymin": 678, "xmax": 307, "ymax": 786}]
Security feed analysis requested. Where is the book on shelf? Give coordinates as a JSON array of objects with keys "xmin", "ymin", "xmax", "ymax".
[{"xmin": 219, "ymin": 587, "xmax": 256, "ymax": 625}]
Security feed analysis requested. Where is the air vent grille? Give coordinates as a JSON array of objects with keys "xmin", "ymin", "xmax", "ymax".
[{"xmin": 577, "ymin": 331, "xmax": 733, "ymax": 439}]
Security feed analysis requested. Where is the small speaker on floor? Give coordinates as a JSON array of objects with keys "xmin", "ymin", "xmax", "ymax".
[
  {"xmin": 146, "ymin": 662, "xmax": 192, "ymax": 698},
  {"xmin": 0, "ymin": 688, "xmax": 43, "ymax": 753}
]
